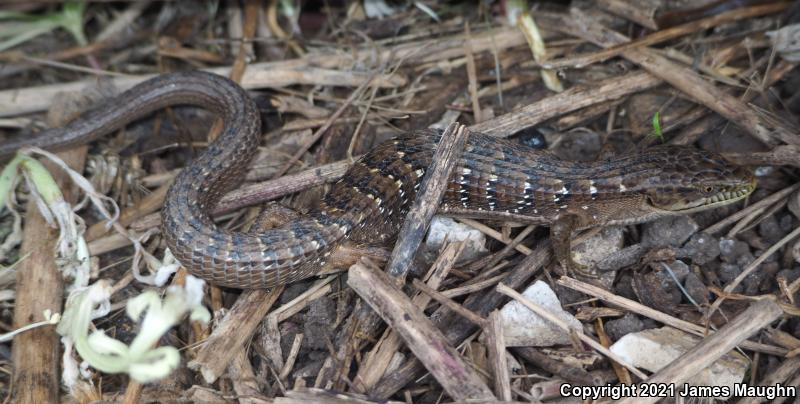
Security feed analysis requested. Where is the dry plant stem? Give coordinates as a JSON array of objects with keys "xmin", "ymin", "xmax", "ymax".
[
  {"xmin": 596, "ymin": 0, "xmax": 660, "ymax": 29},
  {"xmin": 234, "ymin": 0, "xmax": 260, "ymax": 80},
  {"xmin": 617, "ymin": 299, "xmax": 783, "ymax": 404},
  {"xmin": 266, "ymin": 0, "xmax": 304, "ymax": 56},
  {"xmin": 88, "ymin": 231, "xmax": 140, "ymax": 256},
  {"xmin": 188, "ymin": 287, "xmax": 283, "ymax": 384},
  {"xmin": 470, "ymin": 70, "xmax": 660, "ymax": 136},
  {"xmin": 353, "ymin": 242, "xmax": 463, "ymax": 392},
  {"xmin": 371, "ymin": 242, "xmax": 552, "ymax": 399},
  {"xmin": 347, "ymin": 263, "xmax": 496, "ymax": 401},
  {"xmin": 464, "ymin": 23, "xmax": 483, "ymax": 123},
  {"xmin": 85, "ymin": 181, "xmax": 170, "ymax": 241},
  {"xmin": 121, "ymin": 380, "xmax": 142, "ymax": 404},
  {"xmin": 371, "ymin": 243, "xmax": 551, "ymax": 399},
  {"xmin": 206, "ymin": 0, "xmax": 259, "ymax": 143},
  {"xmin": 486, "ymin": 310, "xmax": 511, "ymax": 401},
  {"xmin": 512, "ymin": 347, "xmax": 601, "ymax": 386},
  {"xmin": 669, "ymin": 60, "xmax": 797, "ymax": 146},
  {"xmin": 458, "ymin": 218, "xmax": 533, "ymax": 255},
  {"xmin": 0, "ymin": 64, "xmax": 403, "ymax": 118},
  {"xmin": 0, "ymin": 32, "xmax": 145, "ymax": 80},
  {"xmin": 706, "ymin": 225, "xmax": 800, "ymax": 322},
  {"xmin": 483, "ymin": 224, "xmax": 536, "ymax": 270},
  {"xmin": 273, "ymin": 73, "xmax": 375, "ymax": 178},
  {"xmin": 725, "ymin": 200, "xmax": 777, "ymax": 238},
  {"xmin": 262, "ymin": 316, "xmax": 285, "ymax": 375},
  {"xmin": 557, "ymin": 277, "xmax": 787, "ymax": 356},
  {"xmin": 562, "ymin": 9, "xmax": 800, "ymax": 147},
  {"xmin": 737, "ymin": 356, "xmax": 800, "ymax": 404},
  {"xmin": 387, "ymin": 123, "xmax": 470, "ymax": 278},
  {"xmin": 228, "ymin": 348, "xmax": 264, "ymax": 404},
  {"xmin": 346, "ymin": 83, "xmax": 379, "ymax": 160},
  {"xmin": 440, "ymin": 273, "xmax": 508, "ymax": 299},
  {"xmin": 222, "ymin": 160, "xmax": 350, "ymax": 214},
  {"xmin": 270, "ymin": 277, "xmax": 334, "ymax": 323},
  {"xmin": 596, "ymin": 317, "xmax": 631, "ymax": 385},
  {"xmin": 723, "ymin": 145, "xmax": 800, "ymax": 168},
  {"xmin": 95, "ymin": 1, "xmax": 152, "ymax": 42},
  {"xmin": 542, "ymin": 3, "xmax": 789, "ymax": 69},
  {"xmin": 278, "ymin": 388, "xmax": 404, "ymax": 403},
  {"xmin": 495, "ymin": 283, "xmax": 648, "ymax": 379},
  {"xmin": 553, "ymin": 99, "xmax": 624, "ymax": 131},
  {"xmin": 703, "ymin": 183, "xmax": 800, "ymax": 235},
  {"xmin": 279, "ymin": 333, "xmax": 304, "ymax": 381},
  {"xmin": 12, "ymin": 148, "xmax": 87, "ymax": 404},
  {"xmin": 411, "ymin": 278, "xmax": 487, "ymax": 327},
  {"xmin": 0, "ymin": 25, "xmax": 530, "ymax": 117}
]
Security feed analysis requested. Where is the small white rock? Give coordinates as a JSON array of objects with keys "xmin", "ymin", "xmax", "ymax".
[
  {"xmin": 572, "ymin": 226, "xmax": 624, "ymax": 267},
  {"xmin": 500, "ymin": 281, "xmax": 581, "ymax": 347},
  {"xmin": 610, "ymin": 327, "xmax": 747, "ymax": 398},
  {"xmin": 425, "ymin": 216, "xmax": 487, "ymax": 262}
]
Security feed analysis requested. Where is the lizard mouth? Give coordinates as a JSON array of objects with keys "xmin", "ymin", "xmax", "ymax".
[{"xmin": 650, "ymin": 177, "xmax": 757, "ymax": 214}]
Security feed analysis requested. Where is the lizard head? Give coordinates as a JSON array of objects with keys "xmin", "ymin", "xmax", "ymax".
[{"xmin": 642, "ymin": 147, "xmax": 756, "ymax": 213}]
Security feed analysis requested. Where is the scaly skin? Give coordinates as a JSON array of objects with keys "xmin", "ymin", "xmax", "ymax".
[{"xmin": 0, "ymin": 72, "xmax": 757, "ymax": 288}]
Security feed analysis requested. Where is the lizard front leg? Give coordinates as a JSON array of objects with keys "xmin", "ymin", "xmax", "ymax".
[{"xmin": 550, "ymin": 213, "xmax": 596, "ymax": 278}]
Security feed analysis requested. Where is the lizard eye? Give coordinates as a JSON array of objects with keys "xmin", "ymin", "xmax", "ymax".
[{"xmin": 703, "ymin": 186, "xmax": 714, "ymax": 193}]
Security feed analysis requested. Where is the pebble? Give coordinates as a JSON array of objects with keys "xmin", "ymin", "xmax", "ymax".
[
  {"xmin": 605, "ymin": 313, "xmax": 645, "ymax": 342},
  {"xmin": 425, "ymin": 216, "xmax": 487, "ymax": 263},
  {"xmin": 610, "ymin": 327, "xmax": 748, "ymax": 399},
  {"xmin": 683, "ymin": 272, "xmax": 709, "ymax": 306},
  {"xmin": 758, "ymin": 215, "xmax": 784, "ymax": 244},
  {"xmin": 499, "ymin": 281, "xmax": 582, "ymax": 347},
  {"xmin": 677, "ymin": 232, "xmax": 720, "ymax": 265},
  {"xmin": 718, "ymin": 239, "xmax": 754, "ymax": 267},
  {"xmin": 642, "ymin": 216, "xmax": 699, "ymax": 247}
]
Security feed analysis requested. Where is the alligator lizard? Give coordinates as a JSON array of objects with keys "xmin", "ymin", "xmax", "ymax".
[{"xmin": 0, "ymin": 72, "xmax": 756, "ymax": 288}]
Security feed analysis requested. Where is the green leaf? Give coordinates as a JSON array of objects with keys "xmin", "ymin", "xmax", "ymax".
[
  {"xmin": 650, "ymin": 111, "xmax": 664, "ymax": 143},
  {"xmin": 0, "ymin": 1, "xmax": 87, "ymax": 52}
]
